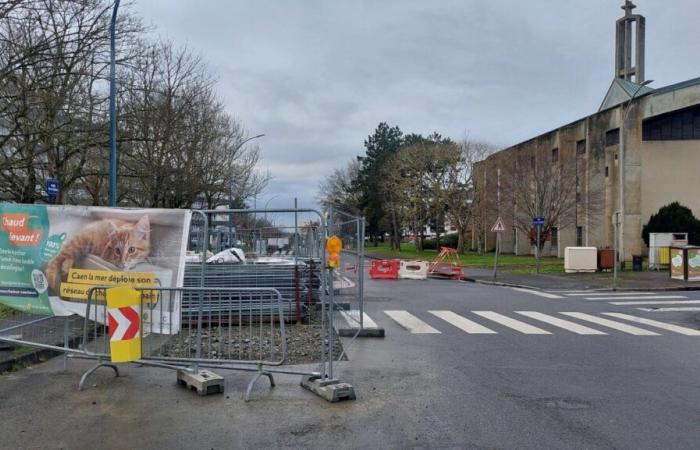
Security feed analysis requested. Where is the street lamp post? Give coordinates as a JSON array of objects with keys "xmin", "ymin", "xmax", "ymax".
[
  {"xmin": 614, "ymin": 79, "xmax": 653, "ymax": 290},
  {"xmin": 108, "ymin": 0, "xmax": 120, "ymax": 207},
  {"xmin": 227, "ymin": 134, "xmax": 265, "ymax": 245},
  {"xmin": 228, "ymin": 134, "xmax": 265, "ymax": 209}
]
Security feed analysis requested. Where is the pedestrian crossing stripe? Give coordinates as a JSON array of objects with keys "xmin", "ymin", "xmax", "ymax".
[
  {"xmin": 509, "ymin": 288, "xmax": 564, "ymax": 299},
  {"xmin": 340, "ymin": 310, "xmax": 700, "ymax": 337},
  {"xmin": 384, "ymin": 310, "xmax": 441, "ymax": 334},
  {"xmin": 566, "ymin": 292, "xmax": 658, "ymax": 297},
  {"xmin": 559, "ymin": 312, "xmax": 660, "ymax": 336},
  {"xmin": 610, "ymin": 300, "xmax": 700, "ymax": 305},
  {"xmin": 583, "ymin": 295, "xmax": 687, "ymax": 301},
  {"xmin": 472, "ymin": 311, "xmax": 551, "ymax": 334},
  {"xmin": 515, "ymin": 311, "xmax": 606, "ymax": 335},
  {"xmin": 428, "ymin": 311, "xmax": 496, "ymax": 334},
  {"xmin": 602, "ymin": 313, "xmax": 700, "ymax": 336}
]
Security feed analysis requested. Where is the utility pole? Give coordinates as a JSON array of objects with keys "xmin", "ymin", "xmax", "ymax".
[
  {"xmin": 615, "ymin": 79, "xmax": 653, "ymax": 288},
  {"xmin": 108, "ymin": 0, "xmax": 120, "ymax": 207}
]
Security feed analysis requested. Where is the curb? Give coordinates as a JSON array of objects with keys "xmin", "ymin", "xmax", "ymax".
[
  {"xmin": 463, "ymin": 276, "xmax": 700, "ymax": 292},
  {"xmin": 0, "ymin": 347, "xmax": 60, "ymax": 374}
]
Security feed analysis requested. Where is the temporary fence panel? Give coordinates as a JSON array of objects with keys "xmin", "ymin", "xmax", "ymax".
[
  {"xmin": 187, "ymin": 208, "xmax": 340, "ymax": 382},
  {"xmin": 327, "ymin": 207, "xmax": 369, "ymax": 341},
  {"xmin": 82, "ymin": 286, "xmax": 287, "ymax": 365},
  {"xmin": 0, "ymin": 205, "xmax": 352, "ymax": 400}
]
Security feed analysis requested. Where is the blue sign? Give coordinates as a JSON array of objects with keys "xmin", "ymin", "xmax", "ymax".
[
  {"xmin": 46, "ymin": 178, "xmax": 60, "ymax": 196},
  {"xmin": 532, "ymin": 216, "xmax": 546, "ymax": 226}
]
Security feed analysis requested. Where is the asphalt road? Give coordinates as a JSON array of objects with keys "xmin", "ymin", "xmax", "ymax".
[{"xmin": 1, "ymin": 268, "xmax": 699, "ymax": 449}]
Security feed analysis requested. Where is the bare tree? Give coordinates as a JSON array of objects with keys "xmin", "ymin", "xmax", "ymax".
[
  {"xmin": 0, "ymin": 0, "xmax": 142, "ymax": 203},
  {"xmin": 443, "ymin": 139, "xmax": 496, "ymax": 252},
  {"xmin": 229, "ymin": 142, "xmax": 270, "ymax": 209},
  {"xmin": 500, "ymin": 140, "xmax": 603, "ymax": 250},
  {"xmin": 317, "ymin": 158, "xmax": 360, "ymax": 214}
]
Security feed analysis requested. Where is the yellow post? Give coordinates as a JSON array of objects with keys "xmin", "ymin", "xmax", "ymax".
[{"xmin": 106, "ymin": 285, "xmax": 141, "ymax": 363}]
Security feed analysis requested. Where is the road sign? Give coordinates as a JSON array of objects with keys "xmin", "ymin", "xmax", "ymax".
[
  {"xmin": 491, "ymin": 217, "xmax": 506, "ymax": 233},
  {"xmin": 107, "ymin": 285, "xmax": 141, "ymax": 363},
  {"xmin": 532, "ymin": 216, "xmax": 546, "ymax": 226},
  {"xmin": 46, "ymin": 178, "xmax": 59, "ymax": 196}
]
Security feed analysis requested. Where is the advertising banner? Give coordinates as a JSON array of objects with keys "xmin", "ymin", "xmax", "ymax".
[
  {"xmin": 0, "ymin": 204, "xmax": 191, "ymax": 333},
  {"xmin": 670, "ymin": 247, "xmax": 685, "ymax": 280},
  {"xmin": 687, "ymin": 248, "xmax": 700, "ymax": 282}
]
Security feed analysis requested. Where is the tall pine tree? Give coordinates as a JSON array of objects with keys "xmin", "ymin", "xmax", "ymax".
[{"xmin": 354, "ymin": 123, "xmax": 403, "ymax": 244}]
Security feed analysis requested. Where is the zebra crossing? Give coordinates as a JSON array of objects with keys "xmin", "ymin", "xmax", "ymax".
[
  {"xmin": 538, "ymin": 289, "xmax": 700, "ymax": 313},
  {"xmin": 338, "ymin": 309, "xmax": 700, "ymax": 337}
]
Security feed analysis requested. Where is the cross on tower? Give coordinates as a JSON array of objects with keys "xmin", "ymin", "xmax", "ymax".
[
  {"xmin": 615, "ymin": 0, "xmax": 645, "ymax": 82},
  {"xmin": 622, "ymin": 0, "xmax": 636, "ymax": 16}
]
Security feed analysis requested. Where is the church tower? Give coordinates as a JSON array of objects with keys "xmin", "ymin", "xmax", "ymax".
[{"xmin": 615, "ymin": 1, "xmax": 645, "ymax": 83}]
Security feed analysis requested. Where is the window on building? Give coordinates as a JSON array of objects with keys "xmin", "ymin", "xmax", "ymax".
[
  {"xmin": 576, "ymin": 139, "xmax": 586, "ymax": 155},
  {"xmin": 530, "ymin": 156, "xmax": 535, "ymax": 169},
  {"xmin": 576, "ymin": 192, "xmax": 582, "ymax": 203},
  {"xmin": 605, "ymin": 128, "xmax": 620, "ymax": 146},
  {"xmin": 551, "ymin": 227, "xmax": 558, "ymax": 249},
  {"xmin": 605, "ymin": 166, "xmax": 609, "ymax": 177},
  {"xmin": 551, "ymin": 148, "xmax": 559, "ymax": 163},
  {"xmin": 576, "ymin": 226, "xmax": 584, "ymax": 246},
  {"xmin": 642, "ymin": 104, "xmax": 700, "ymax": 141}
]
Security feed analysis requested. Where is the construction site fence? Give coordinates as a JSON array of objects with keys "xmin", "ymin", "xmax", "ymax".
[
  {"xmin": 326, "ymin": 206, "xmax": 367, "ymax": 337},
  {"xmin": 0, "ymin": 207, "xmax": 357, "ymax": 398}
]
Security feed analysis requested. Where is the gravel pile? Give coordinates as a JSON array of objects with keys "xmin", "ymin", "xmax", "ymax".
[{"xmin": 164, "ymin": 309, "xmax": 344, "ymax": 365}]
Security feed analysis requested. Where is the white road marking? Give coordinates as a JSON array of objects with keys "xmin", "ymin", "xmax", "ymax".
[
  {"xmin": 560, "ymin": 312, "xmax": 660, "ymax": 336},
  {"xmin": 583, "ymin": 295, "xmax": 687, "ymax": 301},
  {"xmin": 340, "ymin": 310, "xmax": 378, "ymax": 328},
  {"xmin": 602, "ymin": 313, "xmax": 700, "ymax": 336},
  {"xmin": 510, "ymin": 288, "xmax": 564, "ymax": 299},
  {"xmin": 610, "ymin": 300, "xmax": 700, "ymax": 305},
  {"xmin": 428, "ymin": 311, "xmax": 497, "ymax": 334},
  {"xmin": 384, "ymin": 311, "xmax": 441, "ymax": 334},
  {"xmin": 637, "ymin": 307, "xmax": 700, "ymax": 312},
  {"xmin": 567, "ymin": 292, "xmax": 657, "ymax": 297},
  {"xmin": 472, "ymin": 311, "xmax": 551, "ymax": 334},
  {"xmin": 515, "ymin": 311, "xmax": 607, "ymax": 335}
]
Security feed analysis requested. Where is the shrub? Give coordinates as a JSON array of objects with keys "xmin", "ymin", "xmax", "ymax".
[
  {"xmin": 642, "ymin": 202, "xmax": 700, "ymax": 246},
  {"xmin": 422, "ymin": 233, "xmax": 460, "ymax": 250}
]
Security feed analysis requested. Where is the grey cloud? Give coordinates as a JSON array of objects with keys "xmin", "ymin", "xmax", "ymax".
[{"xmin": 131, "ymin": 0, "xmax": 700, "ymax": 208}]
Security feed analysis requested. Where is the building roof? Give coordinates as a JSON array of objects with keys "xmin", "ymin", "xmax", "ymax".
[
  {"xmin": 481, "ymin": 75, "xmax": 700, "ymax": 161},
  {"xmin": 649, "ymin": 76, "xmax": 700, "ymax": 97},
  {"xmin": 599, "ymin": 78, "xmax": 654, "ymax": 111}
]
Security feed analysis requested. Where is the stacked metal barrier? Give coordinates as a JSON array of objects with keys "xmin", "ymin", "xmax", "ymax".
[{"xmin": 181, "ymin": 261, "xmax": 321, "ymax": 322}]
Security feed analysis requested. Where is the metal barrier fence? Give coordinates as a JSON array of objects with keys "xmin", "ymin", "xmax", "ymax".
[
  {"xmin": 327, "ymin": 207, "xmax": 367, "ymax": 338},
  {"xmin": 0, "ymin": 207, "xmax": 355, "ymax": 401},
  {"xmin": 80, "ymin": 286, "xmax": 292, "ymax": 400}
]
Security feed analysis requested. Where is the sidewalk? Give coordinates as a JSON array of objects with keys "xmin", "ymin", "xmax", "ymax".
[{"xmin": 463, "ymin": 268, "xmax": 700, "ymax": 292}]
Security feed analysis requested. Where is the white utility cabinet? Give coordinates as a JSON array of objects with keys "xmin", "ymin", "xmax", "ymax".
[{"xmin": 564, "ymin": 247, "xmax": 597, "ymax": 273}]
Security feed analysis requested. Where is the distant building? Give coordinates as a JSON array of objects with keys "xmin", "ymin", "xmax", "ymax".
[{"xmin": 474, "ymin": 1, "xmax": 700, "ymax": 261}]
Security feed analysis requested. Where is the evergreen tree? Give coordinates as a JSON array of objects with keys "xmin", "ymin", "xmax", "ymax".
[
  {"xmin": 642, "ymin": 202, "xmax": 700, "ymax": 246},
  {"xmin": 354, "ymin": 123, "xmax": 403, "ymax": 244}
]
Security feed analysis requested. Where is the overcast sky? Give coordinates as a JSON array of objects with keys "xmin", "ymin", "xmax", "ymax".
[{"xmin": 131, "ymin": 0, "xmax": 700, "ymax": 210}]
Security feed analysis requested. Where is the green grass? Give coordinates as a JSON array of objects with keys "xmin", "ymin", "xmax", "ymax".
[
  {"xmin": 365, "ymin": 242, "xmax": 565, "ymax": 274},
  {"xmin": 0, "ymin": 304, "xmax": 16, "ymax": 319}
]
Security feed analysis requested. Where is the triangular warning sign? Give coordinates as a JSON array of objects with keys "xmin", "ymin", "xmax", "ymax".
[{"xmin": 490, "ymin": 217, "xmax": 506, "ymax": 233}]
